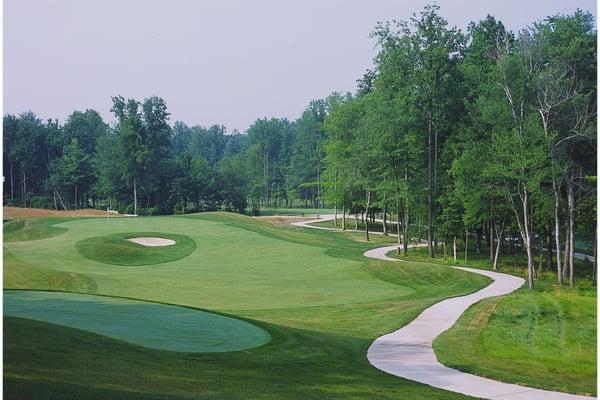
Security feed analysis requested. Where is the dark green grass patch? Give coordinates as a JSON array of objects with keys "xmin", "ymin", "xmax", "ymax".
[
  {"xmin": 76, "ymin": 231, "xmax": 196, "ymax": 266},
  {"xmin": 4, "ymin": 217, "xmax": 69, "ymax": 242},
  {"xmin": 4, "ymin": 290, "xmax": 270, "ymax": 353}
]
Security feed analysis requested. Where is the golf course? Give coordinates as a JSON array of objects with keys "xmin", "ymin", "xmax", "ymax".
[
  {"xmin": 3, "ymin": 2, "xmax": 597, "ymax": 399},
  {"xmin": 3, "ymin": 210, "xmax": 596, "ymax": 399}
]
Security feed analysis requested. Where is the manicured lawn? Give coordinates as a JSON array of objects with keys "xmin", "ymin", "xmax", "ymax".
[
  {"xmin": 5, "ymin": 290, "xmax": 270, "ymax": 352},
  {"xmin": 76, "ymin": 231, "xmax": 196, "ymax": 266},
  {"xmin": 4, "ymin": 217, "xmax": 69, "ymax": 242},
  {"xmin": 4, "ymin": 212, "xmax": 489, "ymax": 399},
  {"xmin": 394, "ymin": 243, "xmax": 597, "ymax": 396}
]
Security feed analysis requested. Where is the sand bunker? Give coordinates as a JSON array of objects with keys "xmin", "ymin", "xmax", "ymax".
[{"xmin": 127, "ymin": 237, "xmax": 176, "ymax": 247}]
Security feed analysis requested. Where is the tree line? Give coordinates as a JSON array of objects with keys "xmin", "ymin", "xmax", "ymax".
[
  {"xmin": 3, "ymin": 95, "xmax": 328, "ymax": 216},
  {"xmin": 322, "ymin": 6, "xmax": 596, "ymax": 289},
  {"xmin": 3, "ymin": 6, "xmax": 596, "ymax": 289}
]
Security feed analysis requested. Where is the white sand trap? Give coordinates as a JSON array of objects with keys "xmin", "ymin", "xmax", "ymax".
[{"xmin": 127, "ymin": 237, "xmax": 176, "ymax": 247}]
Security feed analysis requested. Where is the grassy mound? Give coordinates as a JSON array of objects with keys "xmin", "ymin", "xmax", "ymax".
[
  {"xmin": 76, "ymin": 231, "xmax": 196, "ymax": 266},
  {"xmin": 5, "ymin": 290, "xmax": 270, "ymax": 353},
  {"xmin": 4, "ymin": 218, "xmax": 69, "ymax": 242},
  {"xmin": 434, "ymin": 285, "xmax": 597, "ymax": 396}
]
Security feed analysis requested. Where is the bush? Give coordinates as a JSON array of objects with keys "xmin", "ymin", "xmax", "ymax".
[
  {"xmin": 29, "ymin": 196, "xmax": 55, "ymax": 209},
  {"xmin": 144, "ymin": 207, "xmax": 159, "ymax": 216}
]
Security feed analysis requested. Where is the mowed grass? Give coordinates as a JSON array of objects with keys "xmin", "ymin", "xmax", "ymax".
[
  {"xmin": 4, "ymin": 217, "xmax": 69, "ymax": 242},
  {"xmin": 5, "ymin": 212, "xmax": 491, "ymax": 399},
  {"xmin": 5, "ymin": 213, "xmax": 415, "ymax": 309},
  {"xmin": 5, "ymin": 290, "xmax": 270, "ymax": 353},
  {"xmin": 395, "ymin": 243, "xmax": 597, "ymax": 396},
  {"xmin": 76, "ymin": 232, "xmax": 196, "ymax": 266}
]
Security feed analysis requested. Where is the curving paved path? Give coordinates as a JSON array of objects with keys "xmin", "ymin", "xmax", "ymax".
[{"xmin": 292, "ymin": 214, "xmax": 594, "ymax": 400}]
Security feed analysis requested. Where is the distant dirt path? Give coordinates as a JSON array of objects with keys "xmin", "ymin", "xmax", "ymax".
[
  {"xmin": 3, "ymin": 206, "xmax": 119, "ymax": 219},
  {"xmin": 293, "ymin": 214, "xmax": 595, "ymax": 400}
]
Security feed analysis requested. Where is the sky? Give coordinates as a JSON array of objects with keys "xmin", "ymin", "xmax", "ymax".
[{"xmin": 4, "ymin": 0, "xmax": 597, "ymax": 132}]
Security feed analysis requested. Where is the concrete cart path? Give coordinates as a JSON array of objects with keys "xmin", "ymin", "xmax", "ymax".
[{"xmin": 293, "ymin": 214, "xmax": 595, "ymax": 400}]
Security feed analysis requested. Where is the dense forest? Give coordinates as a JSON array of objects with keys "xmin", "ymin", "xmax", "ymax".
[{"xmin": 3, "ymin": 6, "xmax": 596, "ymax": 289}]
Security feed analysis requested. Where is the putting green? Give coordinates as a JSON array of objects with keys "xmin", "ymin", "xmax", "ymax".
[
  {"xmin": 4, "ymin": 290, "xmax": 270, "ymax": 352},
  {"xmin": 76, "ymin": 231, "xmax": 196, "ymax": 266}
]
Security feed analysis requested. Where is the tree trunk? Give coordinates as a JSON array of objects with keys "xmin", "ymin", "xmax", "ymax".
[
  {"xmin": 364, "ymin": 190, "xmax": 371, "ymax": 242},
  {"xmin": 403, "ymin": 206, "xmax": 409, "ymax": 255},
  {"xmin": 546, "ymin": 224, "xmax": 553, "ymax": 271},
  {"xmin": 22, "ymin": 169, "xmax": 26, "ymax": 207},
  {"xmin": 593, "ymin": 231, "xmax": 597, "ymax": 283},
  {"xmin": 553, "ymin": 179, "xmax": 563, "ymax": 285},
  {"xmin": 145, "ymin": 190, "xmax": 151, "ymax": 215},
  {"xmin": 564, "ymin": 219, "xmax": 570, "ymax": 282},
  {"xmin": 476, "ymin": 228, "xmax": 481, "ymax": 255},
  {"xmin": 396, "ymin": 203, "xmax": 401, "ymax": 249},
  {"xmin": 443, "ymin": 241, "xmax": 447, "ymax": 260},
  {"xmin": 464, "ymin": 229, "xmax": 469, "ymax": 262},
  {"xmin": 264, "ymin": 148, "xmax": 269, "ymax": 207},
  {"xmin": 383, "ymin": 204, "xmax": 388, "ymax": 236},
  {"xmin": 74, "ymin": 185, "xmax": 78, "ymax": 210},
  {"xmin": 522, "ymin": 189, "xmax": 535, "ymax": 289},
  {"xmin": 334, "ymin": 203, "xmax": 338, "ymax": 228},
  {"xmin": 453, "ymin": 236, "xmax": 457, "ymax": 261},
  {"xmin": 493, "ymin": 223, "xmax": 504, "ymax": 271},
  {"xmin": 427, "ymin": 115, "xmax": 433, "ymax": 258},
  {"xmin": 133, "ymin": 178, "xmax": 138, "ymax": 216},
  {"xmin": 489, "ymin": 221, "xmax": 494, "ymax": 262},
  {"xmin": 10, "ymin": 160, "xmax": 14, "ymax": 204},
  {"xmin": 567, "ymin": 172, "xmax": 575, "ymax": 288},
  {"xmin": 342, "ymin": 205, "xmax": 346, "ymax": 231},
  {"xmin": 56, "ymin": 190, "xmax": 68, "ymax": 211},
  {"xmin": 538, "ymin": 244, "xmax": 543, "ymax": 277},
  {"xmin": 316, "ymin": 162, "xmax": 321, "ymax": 209}
]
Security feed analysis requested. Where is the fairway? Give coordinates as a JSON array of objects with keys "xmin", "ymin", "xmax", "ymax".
[
  {"xmin": 4, "ymin": 290, "xmax": 270, "ymax": 352},
  {"xmin": 4, "ymin": 215, "xmax": 414, "ymax": 310}
]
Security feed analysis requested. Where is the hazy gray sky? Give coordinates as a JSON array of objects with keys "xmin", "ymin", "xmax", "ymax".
[{"xmin": 4, "ymin": 0, "xmax": 597, "ymax": 132}]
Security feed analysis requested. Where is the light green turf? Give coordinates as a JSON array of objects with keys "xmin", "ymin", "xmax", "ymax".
[
  {"xmin": 4, "ymin": 215, "xmax": 413, "ymax": 310},
  {"xmin": 4, "ymin": 290, "xmax": 270, "ymax": 353}
]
